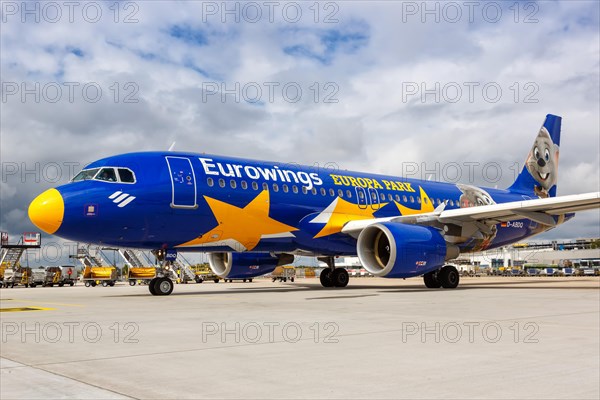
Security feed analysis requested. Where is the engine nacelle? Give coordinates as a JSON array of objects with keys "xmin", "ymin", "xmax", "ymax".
[
  {"xmin": 357, "ymin": 223, "xmax": 458, "ymax": 278},
  {"xmin": 208, "ymin": 252, "xmax": 294, "ymax": 279}
]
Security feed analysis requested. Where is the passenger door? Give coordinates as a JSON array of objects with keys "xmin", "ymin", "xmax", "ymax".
[{"xmin": 165, "ymin": 156, "xmax": 197, "ymax": 209}]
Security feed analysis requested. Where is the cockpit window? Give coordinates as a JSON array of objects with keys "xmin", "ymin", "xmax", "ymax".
[
  {"xmin": 72, "ymin": 166, "xmax": 136, "ymax": 183},
  {"xmin": 96, "ymin": 168, "xmax": 118, "ymax": 182},
  {"xmin": 72, "ymin": 168, "xmax": 100, "ymax": 182},
  {"xmin": 118, "ymin": 168, "xmax": 135, "ymax": 183}
]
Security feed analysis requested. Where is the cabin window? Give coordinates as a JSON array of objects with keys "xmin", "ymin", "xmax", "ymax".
[
  {"xmin": 272, "ymin": 183, "xmax": 279, "ymax": 192},
  {"xmin": 96, "ymin": 168, "xmax": 117, "ymax": 182},
  {"xmin": 230, "ymin": 180, "xmax": 237, "ymax": 189},
  {"xmin": 403, "ymin": 195, "xmax": 407, "ymax": 202},
  {"xmin": 320, "ymin": 188, "xmax": 326, "ymax": 196},
  {"xmin": 346, "ymin": 190, "xmax": 352, "ymax": 198},
  {"xmin": 241, "ymin": 181, "xmax": 248, "ymax": 190},
  {"xmin": 388, "ymin": 194, "xmax": 393, "ymax": 201},
  {"xmin": 380, "ymin": 193, "xmax": 386, "ymax": 201},
  {"xmin": 359, "ymin": 191, "xmax": 365, "ymax": 200},
  {"xmin": 338, "ymin": 189, "xmax": 344, "ymax": 198},
  {"xmin": 449, "ymin": 199, "xmax": 454, "ymax": 207},
  {"xmin": 302, "ymin": 187, "xmax": 308, "ymax": 194},
  {"xmin": 395, "ymin": 194, "xmax": 400, "ymax": 202},
  {"xmin": 410, "ymin": 196, "xmax": 415, "ymax": 203},
  {"xmin": 72, "ymin": 168, "xmax": 100, "ymax": 182},
  {"xmin": 207, "ymin": 178, "xmax": 214, "ymax": 187},
  {"xmin": 293, "ymin": 185, "xmax": 299, "ymax": 194},
  {"xmin": 329, "ymin": 188, "xmax": 335, "ymax": 196},
  {"xmin": 219, "ymin": 179, "xmax": 225, "ymax": 188},
  {"xmin": 252, "ymin": 182, "xmax": 258, "ymax": 190},
  {"xmin": 419, "ymin": 197, "xmax": 423, "ymax": 204},
  {"xmin": 282, "ymin": 184, "xmax": 289, "ymax": 193},
  {"xmin": 311, "ymin": 188, "xmax": 317, "ymax": 195},
  {"xmin": 117, "ymin": 168, "xmax": 135, "ymax": 183},
  {"xmin": 262, "ymin": 182, "xmax": 268, "ymax": 191}
]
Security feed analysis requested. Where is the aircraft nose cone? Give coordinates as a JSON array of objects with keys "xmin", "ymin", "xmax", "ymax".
[{"xmin": 28, "ymin": 188, "xmax": 64, "ymax": 234}]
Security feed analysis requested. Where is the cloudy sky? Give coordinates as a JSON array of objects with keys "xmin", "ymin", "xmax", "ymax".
[{"xmin": 1, "ymin": 0, "xmax": 599, "ymax": 263}]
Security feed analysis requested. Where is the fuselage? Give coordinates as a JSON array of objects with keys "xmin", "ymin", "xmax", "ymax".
[{"xmin": 31, "ymin": 151, "xmax": 568, "ymax": 255}]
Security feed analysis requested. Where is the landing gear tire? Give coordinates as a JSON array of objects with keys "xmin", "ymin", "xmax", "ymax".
[
  {"xmin": 423, "ymin": 271, "xmax": 442, "ymax": 288},
  {"xmin": 320, "ymin": 269, "xmax": 334, "ymax": 288},
  {"xmin": 331, "ymin": 268, "xmax": 349, "ymax": 287},
  {"xmin": 214, "ymin": 279, "xmax": 220, "ymax": 283},
  {"xmin": 149, "ymin": 278, "xmax": 158, "ymax": 295},
  {"xmin": 438, "ymin": 265, "xmax": 460, "ymax": 289},
  {"xmin": 153, "ymin": 277, "xmax": 174, "ymax": 296}
]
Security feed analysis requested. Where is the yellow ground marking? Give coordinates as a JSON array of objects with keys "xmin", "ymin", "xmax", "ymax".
[{"xmin": 0, "ymin": 307, "xmax": 55, "ymax": 312}]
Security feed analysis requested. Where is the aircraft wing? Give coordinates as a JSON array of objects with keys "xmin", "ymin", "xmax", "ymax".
[{"xmin": 342, "ymin": 192, "xmax": 600, "ymax": 236}]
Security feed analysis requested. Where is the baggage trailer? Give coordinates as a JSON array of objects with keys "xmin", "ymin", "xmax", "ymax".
[
  {"xmin": 2, "ymin": 268, "xmax": 24, "ymax": 288},
  {"xmin": 271, "ymin": 266, "xmax": 295, "ymax": 283},
  {"xmin": 28, "ymin": 268, "xmax": 46, "ymax": 287},
  {"xmin": 128, "ymin": 267, "xmax": 157, "ymax": 286},
  {"xmin": 190, "ymin": 265, "xmax": 221, "ymax": 283},
  {"xmin": 44, "ymin": 266, "xmax": 77, "ymax": 287},
  {"xmin": 83, "ymin": 266, "xmax": 117, "ymax": 287}
]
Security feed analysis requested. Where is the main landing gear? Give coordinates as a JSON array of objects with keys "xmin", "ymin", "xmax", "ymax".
[
  {"xmin": 318, "ymin": 256, "xmax": 349, "ymax": 288},
  {"xmin": 423, "ymin": 265, "xmax": 459, "ymax": 289}
]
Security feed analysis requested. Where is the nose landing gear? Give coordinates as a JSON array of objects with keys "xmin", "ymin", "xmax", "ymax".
[
  {"xmin": 148, "ymin": 249, "xmax": 176, "ymax": 296},
  {"xmin": 149, "ymin": 277, "xmax": 174, "ymax": 296}
]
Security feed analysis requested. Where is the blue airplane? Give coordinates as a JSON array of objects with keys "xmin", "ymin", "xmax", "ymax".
[{"xmin": 28, "ymin": 114, "xmax": 600, "ymax": 295}]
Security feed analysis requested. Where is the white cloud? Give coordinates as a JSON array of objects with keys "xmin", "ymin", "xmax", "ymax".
[{"xmin": 1, "ymin": 0, "xmax": 598, "ymax": 240}]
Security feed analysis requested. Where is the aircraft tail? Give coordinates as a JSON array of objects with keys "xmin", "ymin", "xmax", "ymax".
[{"xmin": 508, "ymin": 114, "xmax": 561, "ymax": 198}]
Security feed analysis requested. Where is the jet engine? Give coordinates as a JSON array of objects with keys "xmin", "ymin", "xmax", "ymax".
[
  {"xmin": 208, "ymin": 252, "xmax": 294, "ymax": 279},
  {"xmin": 357, "ymin": 223, "xmax": 459, "ymax": 278}
]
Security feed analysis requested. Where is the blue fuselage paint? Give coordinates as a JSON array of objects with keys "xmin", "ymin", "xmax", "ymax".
[{"xmin": 50, "ymin": 151, "xmax": 570, "ymax": 255}]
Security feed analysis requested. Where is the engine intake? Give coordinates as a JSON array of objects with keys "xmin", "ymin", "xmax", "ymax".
[{"xmin": 357, "ymin": 223, "xmax": 458, "ymax": 278}]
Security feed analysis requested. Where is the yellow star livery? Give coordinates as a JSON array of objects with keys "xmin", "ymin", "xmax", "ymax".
[{"xmin": 27, "ymin": 114, "xmax": 600, "ymax": 295}]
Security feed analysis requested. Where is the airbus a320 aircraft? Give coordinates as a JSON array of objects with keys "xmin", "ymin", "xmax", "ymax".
[{"xmin": 28, "ymin": 115, "xmax": 600, "ymax": 295}]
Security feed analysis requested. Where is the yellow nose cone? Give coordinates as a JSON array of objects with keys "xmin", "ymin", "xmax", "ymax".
[{"xmin": 28, "ymin": 189, "xmax": 64, "ymax": 234}]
